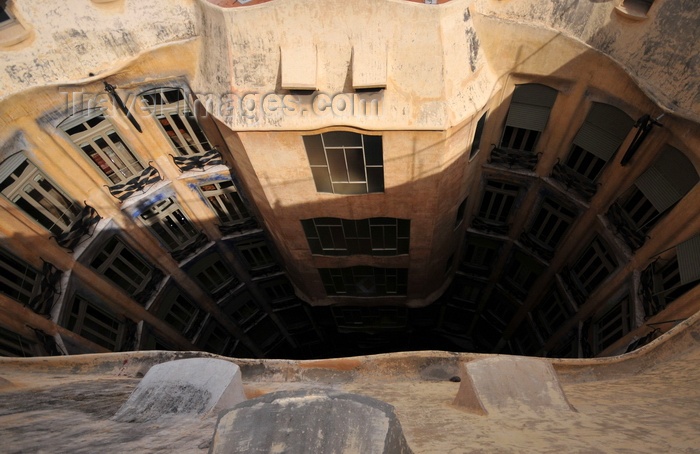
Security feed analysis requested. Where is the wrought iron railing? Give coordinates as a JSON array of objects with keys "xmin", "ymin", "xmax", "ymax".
[
  {"xmin": 471, "ymin": 217, "xmax": 510, "ymax": 235},
  {"xmin": 27, "ymin": 260, "xmax": 63, "ymax": 317},
  {"xmin": 551, "ymin": 162, "xmax": 598, "ymax": 201},
  {"xmin": 51, "ymin": 204, "xmax": 101, "ymax": 252},
  {"xmin": 488, "ymin": 146, "xmax": 539, "ymax": 171},
  {"xmin": 606, "ymin": 202, "xmax": 647, "ymax": 251},
  {"xmin": 170, "ymin": 232, "xmax": 210, "ymax": 262},
  {"xmin": 171, "ymin": 148, "xmax": 224, "ymax": 173},
  {"xmin": 133, "ymin": 268, "xmax": 165, "ymax": 306},
  {"xmin": 218, "ymin": 217, "xmax": 259, "ymax": 236},
  {"xmin": 106, "ymin": 164, "xmax": 161, "ymax": 202}
]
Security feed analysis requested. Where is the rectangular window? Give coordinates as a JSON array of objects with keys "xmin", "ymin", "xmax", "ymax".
[
  {"xmin": 1, "ymin": 156, "xmax": 82, "ymax": 235},
  {"xmin": 0, "ymin": 247, "xmax": 39, "ymax": 305},
  {"xmin": 476, "ymin": 180, "xmax": 520, "ymax": 225},
  {"xmin": 470, "ymin": 113, "xmax": 487, "ymax": 159},
  {"xmin": 163, "ymin": 293, "xmax": 200, "ymax": 335},
  {"xmin": 259, "ymin": 277, "xmax": 296, "ymax": 304},
  {"xmin": 199, "ymin": 321, "xmax": 231, "ymax": 355},
  {"xmin": 140, "ymin": 88, "xmax": 213, "ymax": 156},
  {"xmin": 66, "ymin": 295, "xmax": 125, "ymax": 351},
  {"xmin": 199, "ymin": 180, "xmax": 250, "ymax": 226},
  {"xmin": 532, "ymin": 287, "xmax": 575, "ymax": 338},
  {"xmin": 500, "ymin": 84, "xmax": 557, "ymax": 153},
  {"xmin": 301, "ymin": 217, "xmax": 410, "ymax": 256},
  {"xmin": 61, "ymin": 112, "xmax": 144, "ymax": 185},
  {"xmin": 303, "ymin": 132, "xmax": 383, "ymax": 194},
  {"xmin": 0, "ymin": 325, "xmax": 36, "ymax": 357},
  {"xmin": 593, "ymin": 297, "xmax": 633, "ymax": 354},
  {"xmin": 502, "ymin": 249, "xmax": 545, "ymax": 300},
  {"xmin": 571, "ymin": 236, "xmax": 618, "ymax": 296},
  {"xmin": 332, "ymin": 306, "xmax": 408, "ymax": 330},
  {"xmin": 460, "ymin": 235, "xmax": 501, "ymax": 277},
  {"xmin": 527, "ymin": 198, "xmax": 576, "ymax": 251},
  {"xmin": 139, "ymin": 197, "xmax": 199, "ymax": 251},
  {"xmin": 236, "ymin": 239, "xmax": 274, "ymax": 270},
  {"xmin": 319, "ymin": 266, "xmax": 408, "ymax": 296},
  {"xmin": 187, "ymin": 252, "xmax": 240, "ymax": 300},
  {"xmin": 90, "ymin": 236, "xmax": 154, "ymax": 297}
]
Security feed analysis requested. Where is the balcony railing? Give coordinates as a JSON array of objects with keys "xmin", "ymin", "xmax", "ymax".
[
  {"xmin": 218, "ymin": 218, "xmax": 259, "ymax": 236},
  {"xmin": 170, "ymin": 232, "xmax": 210, "ymax": 262},
  {"xmin": 106, "ymin": 164, "xmax": 161, "ymax": 202},
  {"xmin": 171, "ymin": 148, "xmax": 224, "ymax": 173},
  {"xmin": 51, "ymin": 204, "xmax": 101, "ymax": 252},
  {"xmin": 488, "ymin": 146, "xmax": 539, "ymax": 171},
  {"xmin": 27, "ymin": 260, "xmax": 63, "ymax": 317},
  {"xmin": 551, "ymin": 162, "xmax": 598, "ymax": 201},
  {"xmin": 606, "ymin": 202, "xmax": 647, "ymax": 251}
]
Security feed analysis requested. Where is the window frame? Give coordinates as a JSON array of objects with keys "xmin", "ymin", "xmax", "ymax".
[
  {"xmin": 301, "ymin": 217, "xmax": 410, "ymax": 256},
  {"xmin": 60, "ymin": 110, "xmax": 145, "ymax": 186},
  {"xmin": 303, "ymin": 132, "xmax": 384, "ymax": 194},
  {"xmin": 64, "ymin": 294, "xmax": 126, "ymax": 351},
  {"xmin": 90, "ymin": 236, "xmax": 155, "ymax": 298},
  {"xmin": 198, "ymin": 180, "xmax": 251, "ymax": 226},
  {"xmin": 0, "ymin": 247, "xmax": 40, "ymax": 305},
  {"xmin": 139, "ymin": 197, "xmax": 199, "ymax": 251},
  {"xmin": 319, "ymin": 266, "xmax": 408, "ymax": 297}
]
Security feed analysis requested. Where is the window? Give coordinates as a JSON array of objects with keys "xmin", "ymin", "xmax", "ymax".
[
  {"xmin": 157, "ymin": 289, "xmax": 201, "ymax": 336},
  {"xmin": 470, "ymin": 112, "xmax": 487, "ymax": 159},
  {"xmin": 0, "ymin": 247, "xmax": 39, "ymax": 305},
  {"xmin": 564, "ymin": 103, "xmax": 633, "ymax": 183},
  {"xmin": 526, "ymin": 197, "xmax": 576, "ymax": 251},
  {"xmin": 593, "ymin": 296, "xmax": 634, "ymax": 354},
  {"xmin": 259, "ymin": 277, "xmax": 296, "ymax": 304},
  {"xmin": 0, "ymin": 325, "xmax": 37, "ymax": 357},
  {"xmin": 301, "ymin": 217, "xmax": 410, "ymax": 256},
  {"xmin": 571, "ymin": 236, "xmax": 618, "ymax": 297},
  {"xmin": 1, "ymin": 155, "xmax": 81, "ymax": 235},
  {"xmin": 303, "ymin": 132, "xmax": 383, "ymax": 194},
  {"xmin": 187, "ymin": 252, "xmax": 239, "ymax": 300},
  {"xmin": 61, "ymin": 111, "xmax": 144, "ymax": 185},
  {"xmin": 532, "ymin": 287, "xmax": 576, "ymax": 338},
  {"xmin": 615, "ymin": 146, "xmax": 698, "ymax": 236},
  {"xmin": 483, "ymin": 290, "xmax": 518, "ymax": 329},
  {"xmin": 0, "ymin": 6, "xmax": 10, "ymax": 24},
  {"xmin": 65, "ymin": 295, "xmax": 125, "ymax": 351},
  {"xmin": 455, "ymin": 197, "xmax": 467, "ymax": 228},
  {"xmin": 199, "ymin": 180, "xmax": 250, "ymax": 226},
  {"xmin": 319, "ymin": 267, "xmax": 408, "ymax": 296},
  {"xmin": 140, "ymin": 88, "xmax": 213, "ymax": 156},
  {"xmin": 236, "ymin": 239, "xmax": 274, "ymax": 270},
  {"xmin": 476, "ymin": 180, "xmax": 520, "ymax": 226},
  {"xmin": 460, "ymin": 235, "xmax": 501, "ymax": 277},
  {"xmin": 198, "ymin": 321, "xmax": 231, "ymax": 355},
  {"xmin": 139, "ymin": 197, "xmax": 199, "ymax": 251},
  {"xmin": 500, "ymin": 84, "xmax": 557, "ymax": 153},
  {"xmin": 502, "ymin": 249, "xmax": 545, "ymax": 300},
  {"xmin": 90, "ymin": 236, "xmax": 155, "ymax": 298}
]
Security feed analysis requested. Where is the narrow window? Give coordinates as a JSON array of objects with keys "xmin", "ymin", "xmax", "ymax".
[
  {"xmin": 139, "ymin": 197, "xmax": 199, "ymax": 251},
  {"xmin": 571, "ymin": 236, "xmax": 618, "ymax": 297},
  {"xmin": 199, "ymin": 180, "xmax": 250, "ymax": 226},
  {"xmin": 319, "ymin": 267, "xmax": 408, "ymax": 296},
  {"xmin": 476, "ymin": 180, "xmax": 520, "ymax": 226},
  {"xmin": 455, "ymin": 197, "xmax": 467, "ymax": 228},
  {"xmin": 65, "ymin": 295, "xmax": 125, "ymax": 351},
  {"xmin": 90, "ymin": 236, "xmax": 155, "ymax": 298},
  {"xmin": 470, "ymin": 112, "xmax": 487, "ymax": 159},
  {"xmin": 61, "ymin": 112, "xmax": 145, "ymax": 185},
  {"xmin": 301, "ymin": 217, "xmax": 410, "ymax": 256},
  {"xmin": 0, "ymin": 155, "xmax": 81, "ymax": 235},
  {"xmin": 593, "ymin": 296, "xmax": 633, "ymax": 354},
  {"xmin": 303, "ymin": 132, "xmax": 383, "ymax": 194},
  {"xmin": 140, "ymin": 88, "xmax": 213, "ymax": 156},
  {"xmin": 0, "ymin": 247, "xmax": 39, "ymax": 305},
  {"xmin": 526, "ymin": 197, "xmax": 576, "ymax": 252},
  {"xmin": 500, "ymin": 84, "xmax": 557, "ymax": 153}
]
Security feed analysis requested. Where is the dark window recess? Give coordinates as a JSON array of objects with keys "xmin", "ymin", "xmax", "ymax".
[
  {"xmin": 302, "ymin": 218, "xmax": 409, "ymax": 256},
  {"xmin": 460, "ymin": 235, "xmax": 501, "ymax": 277},
  {"xmin": 522, "ymin": 198, "xmax": 576, "ymax": 259},
  {"xmin": 455, "ymin": 197, "xmax": 467, "ymax": 228},
  {"xmin": 319, "ymin": 267, "xmax": 408, "ymax": 296},
  {"xmin": 473, "ymin": 180, "xmax": 520, "ymax": 234},
  {"xmin": 569, "ymin": 236, "xmax": 618, "ymax": 299},
  {"xmin": 470, "ymin": 112, "xmax": 487, "ymax": 159},
  {"xmin": 501, "ymin": 249, "xmax": 545, "ymax": 300},
  {"xmin": 0, "ymin": 247, "xmax": 39, "ymax": 305},
  {"xmin": 303, "ymin": 132, "xmax": 383, "ymax": 194}
]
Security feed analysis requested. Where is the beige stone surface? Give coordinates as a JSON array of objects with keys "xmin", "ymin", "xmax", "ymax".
[{"xmin": 1, "ymin": 313, "xmax": 699, "ymax": 452}]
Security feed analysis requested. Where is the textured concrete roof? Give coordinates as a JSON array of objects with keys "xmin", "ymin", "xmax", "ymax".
[{"xmin": 1, "ymin": 311, "xmax": 700, "ymax": 453}]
